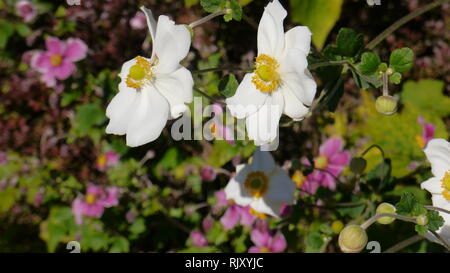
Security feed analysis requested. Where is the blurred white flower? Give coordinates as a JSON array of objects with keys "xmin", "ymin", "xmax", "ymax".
[
  {"xmin": 420, "ymin": 138, "xmax": 450, "ymax": 244},
  {"xmin": 106, "ymin": 7, "xmax": 193, "ymax": 147},
  {"xmin": 226, "ymin": 0, "xmax": 316, "ymax": 145},
  {"xmin": 224, "ymin": 148, "xmax": 296, "ymax": 218}
]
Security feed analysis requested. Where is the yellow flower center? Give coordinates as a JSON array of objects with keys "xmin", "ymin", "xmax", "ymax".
[
  {"xmin": 442, "ymin": 171, "xmax": 450, "ymax": 201},
  {"xmin": 292, "ymin": 170, "xmax": 305, "ymax": 188},
  {"xmin": 249, "ymin": 207, "xmax": 267, "ymax": 220},
  {"xmin": 97, "ymin": 155, "xmax": 107, "ymax": 168},
  {"xmin": 252, "ymin": 54, "xmax": 280, "ymax": 93},
  {"xmin": 315, "ymin": 155, "xmax": 329, "ymax": 169},
  {"xmin": 126, "ymin": 56, "xmax": 154, "ymax": 89},
  {"xmin": 50, "ymin": 54, "xmax": 62, "ymax": 66},
  {"xmin": 244, "ymin": 171, "xmax": 269, "ymax": 198},
  {"xmin": 85, "ymin": 193, "xmax": 97, "ymax": 205},
  {"xmin": 415, "ymin": 135, "xmax": 425, "ymax": 149},
  {"xmin": 260, "ymin": 246, "xmax": 271, "ymax": 253}
]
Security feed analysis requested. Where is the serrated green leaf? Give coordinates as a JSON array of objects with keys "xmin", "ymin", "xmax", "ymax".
[
  {"xmin": 427, "ymin": 210, "xmax": 444, "ymax": 232},
  {"xmin": 225, "ymin": 0, "xmax": 242, "ymax": 22},
  {"xmin": 390, "ymin": 48, "xmax": 414, "ymax": 73},
  {"xmin": 358, "ymin": 52, "xmax": 381, "ymax": 75},
  {"xmin": 218, "ymin": 74, "xmax": 238, "ymax": 98},
  {"xmin": 200, "ymin": 0, "xmax": 225, "ymax": 13},
  {"xmin": 389, "ymin": 72, "xmax": 402, "ymax": 84}
]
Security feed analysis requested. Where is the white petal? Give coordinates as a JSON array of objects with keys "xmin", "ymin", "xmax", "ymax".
[
  {"xmin": 250, "ymin": 148, "xmax": 276, "ymax": 173},
  {"xmin": 280, "ymin": 83, "xmax": 310, "ymax": 120},
  {"xmin": 106, "ymin": 82, "xmax": 137, "ymax": 135},
  {"xmin": 245, "ymin": 91, "xmax": 283, "ymax": 145},
  {"xmin": 226, "ymin": 73, "xmax": 268, "ymax": 119},
  {"xmin": 281, "ymin": 71, "xmax": 316, "ymax": 107},
  {"xmin": 285, "ymin": 26, "xmax": 312, "ymax": 55},
  {"xmin": 154, "ymin": 66, "xmax": 193, "ymax": 119},
  {"xmin": 424, "ymin": 138, "xmax": 450, "ymax": 178},
  {"xmin": 250, "ymin": 197, "xmax": 280, "ymax": 218},
  {"xmin": 140, "ymin": 6, "xmax": 157, "ymax": 55},
  {"xmin": 224, "ymin": 167, "xmax": 253, "ymax": 206},
  {"xmin": 257, "ymin": 0, "xmax": 287, "ymax": 58},
  {"xmin": 421, "ymin": 177, "xmax": 443, "ymax": 194},
  {"xmin": 279, "ymin": 48, "xmax": 308, "ymax": 76},
  {"xmin": 118, "ymin": 58, "xmax": 137, "ymax": 81},
  {"xmin": 430, "ymin": 194, "xmax": 450, "ymax": 242},
  {"xmin": 153, "ymin": 15, "xmax": 191, "ymax": 74},
  {"xmin": 125, "ymin": 86, "xmax": 169, "ymax": 147}
]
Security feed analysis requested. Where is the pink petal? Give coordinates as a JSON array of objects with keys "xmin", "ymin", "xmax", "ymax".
[
  {"xmin": 319, "ymin": 138, "xmax": 343, "ymax": 157},
  {"xmin": 46, "ymin": 37, "xmax": 65, "ymax": 55},
  {"xmin": 64, "ymin": 38, "xmax": 88, "ymax": 62},
  {"xmin": 250, "ymin": 228, "xmax": 270, "ymax": 248},
  {"xmin": 320, "ymin": 173, "xmax": 337, "ymax": 191},
  {"xmin": 239, "ymin": 206, "xmax": 256, "ymax": 226},
  {"xmin": 220, "ymin": 205, "xmax": 240, "ymax": 230},
  {"xmin": 99, "ymin": 187, "xmax": 120, "ymax": 207},
  {"xmin": 215, "ymin": 190, "xmax": 228, "ymax": 208},
  {"xmin": 41, "ymin": 70, "xmax": 57, "ymax": 87},
  {"xmin": 328, "ymin": 150, "xmax": 351, "ymax": 167},
  {"xmin": 269, "ymin": 232, "xmax": 287, "ymax": 253},
  {"xmin": 72, "ymin": 197, "xmax": 84, "ymax": 225},
  {"xmin": 248, "ymin": 246, "xmax": 261, "ymax": 253},
  {"xmin": 32, "ymin": 52, "xmax": 52, "ymax": 71},
  {"xmin": 82, "ymin": 203, "xmax": 104, "ymax": 218},
  {"xmin": 190, "ymin": 231, "xmax": 208, "ymax": 247},
  {"xmin": 53, "ymin": 61, "xmax": 75, "ymax": 80}
]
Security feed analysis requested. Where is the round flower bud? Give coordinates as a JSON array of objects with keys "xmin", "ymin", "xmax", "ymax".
[
  {"xmin": 386, "ymin": 67, "xmax": 394, "ymax": 75},
  {"xmin": 331, "ymin": 220, "xmax": 344, "ymax": 234},
  {"xmin": 376, "ymin": 203, "xmax": 396, "ymax": 225},
  {"xmin": 416, "ymin": 215, "xmax": 428, "ymax": 226},
  {"xmin": 375, "ymin": 95, "xmax": 398, "ymax": 116},
  {"xmin": 338, "ymin": 225, "xmax": 368, "ymax": 253},
  {"xmin": 349, "ymin": 157, "xmax": 367, "ymax": 174}
]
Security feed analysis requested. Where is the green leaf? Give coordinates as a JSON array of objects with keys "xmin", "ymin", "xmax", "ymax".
[
  {"xmin": 129, "ymin": 218, "xmax": 146, "ymax": 235},
  {"xmin": 290, "ymin": 0, "xmax": 343, "ymax": 50},
  {"xmin": 0, "ymin": 19, "xmax": 14, "ymax": 49},
  {"xmin": 389, "ymin": 47, "xmax": 414, "ymax": 73},
  {"xmin": 75, "ymin": 103, "xmax": 106, "ymax": 133},
  {"xmin": 109, "ymin": 237, "xmax": 130, "ymax": 253},
  {"xmin": 335, "ymin": 28, "xmax": 363, "ymax": 57},
  {"xmin": 224, "ymin": 0, "xmax": 242, "ymax": 22},
  {"xmin": 389, "ymin": 72, "xmax": 402, "ymax": 84},
  {"xmin": 366, "ymin": 159, "xmax": 392, "ymax": 190},
  {"xmin": 15, "ymin": 24, "xmax": 32, "ymax": 37},
  {"xmin": 426, "ymin": 210, "xmax": 444, "ymax": 232},
  {"xmin": 305, "ymin": 232, "xmax": 325, "ymax": 253},
  {"xmin": 218, "ymin": 74, "xmax": 238, "ymax": 98},
  {"xmin": 201, "ymin": 0, "xmax": 225, "ymax": 13},
  {"xmin": 396, "ymin": 192, "xmax": 426, "ymax": 217},
  {"xmin": 358, "ymin": 52, "xmax": 381, "ymax": 75}
]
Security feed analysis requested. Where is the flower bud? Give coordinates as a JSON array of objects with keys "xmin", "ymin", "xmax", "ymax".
[
  {"xmin": 376, "ymin": 203, "xmax": 396, "ymax": 224},
  {"xmin": 349, "ymin": 157, "xmax": 367, "ymax": 174},
  {"xmin": 375, "ymin": 95, "xmax": 398, "ymax": 116},
  {"xmin": 200, "ymin": 165, "xmax": 217, "ymax": 182},
  {"xmin": 331, "ymin": 220, "xmax": 344, "ymax": 234},
  {"xmin": 416, "ymin": 215, "xmax": 428, "ymax": 226},
  {"xmin": 338, "ymin": 225, "xmax": 368, "ymax": 253}
]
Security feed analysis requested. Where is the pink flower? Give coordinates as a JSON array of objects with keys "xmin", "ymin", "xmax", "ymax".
[
  {"xmin": 0, "ymin": 151, "xmax": 7, "ymax": 165},
  {"xmin": 200, "ymin": 165, "xmax": 217, "ymax": 182},
  {"xmin": 72, "ymin": 185, "xmax": 120, "ymax": 225},
  {"xmin": 16, "ymin": 1, "xmax": 37, "ymax": 23},
  {"xmin": 220, "ymin": 205, "xmax": 256, "ymax": 230},
  {"xmin": 301, "ymin": 138, "xmax": 350, "ymax": 194},
  {"xmin": 190, "ymin": 231, "xmax": 208, "ymax": 248},
  {"xmin": 248, "ymin": 226, "xmax": 287, "ymax": 253},
  {"xmin": 31, "ymin": 37, "xmax": 87, "ymax": 87},
  {"xmin": 416, "ymin": 116, "xmax": 435, "ymax": 149},
  {"xmin": 96, "ymin": 151, "xmax": 120, "ymax": 171},
  {"xmin": 202, "ymin": 215, "xmax": 214, "ymax": 232},
  {"xmin": 129, "ymin": 11, "xmax": 147, "ymax": 30}
]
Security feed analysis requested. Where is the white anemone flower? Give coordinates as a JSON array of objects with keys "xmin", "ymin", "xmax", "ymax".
[
  {"xmin": 106, "ymin": 7, "xmax": 193, "ymax": 147},
  {"xmin": 420, "ymin": 138, "xmax": 450, "ymax": 243},
  {"xmin": 226, "ymin": 0, "xmax": 316, "ymax": 145},
  {"xmin": 224, "ymin": 148, "xmax": 296, "ymax": 218}
]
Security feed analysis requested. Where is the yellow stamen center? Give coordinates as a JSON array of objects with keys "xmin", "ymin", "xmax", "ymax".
[
  {"xmin": 252, "ymin": 54, "xmax": 280, "ymax": 93},
  {"xmin": 315, "ymin": 155, "xmax": 329, "ymax": 169},
  {"xmin": 260, "ymin": 246, "xmax": 271, "ymax": 253},
  {"xmin": 249, "ymin": 207, "xmax": 267, "ymax": 220},
  {"xmin": 442, "ymin": 171, "xmax": 450, "ymax": 201},
  {"xmin": 50, "ymin": 54, "xmax": 62, "ymax": 66},
  {"xmin": 97, "ymin": 155, "xmax": 106, "ymax": 167},
  {"xmin": 126, "ymin": 56, "xmax": 154, "ymax": 89},
  {"xmin": 244, "ymin": 171, "xmax": 269, "ymax": 198},
  {"xmin": 415, "ymin": 135, "xmax": 425, "ymax": 149},
  {"xmin": 85, "ymin": 193, "xmax": 97, "ymax": 205},
  {"xmin": 292, "ymin": 170, "xmax": 305, "ymax": 188}
]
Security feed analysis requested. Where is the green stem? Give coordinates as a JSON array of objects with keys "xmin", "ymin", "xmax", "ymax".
[
  {"xmin": 425, "ymin": 206, "xmax": 450, "ymax": 215},
  {"xmin": 383, "ymin": 235, "xmax": 423, "ymax": 253},
  {"xmin": 193, "ymin": 87, "xmax": 226, "ymax": 105},
  {"xmin": 366, "ymin": 0, "xmax": 449, "ymax": 50},
  {"xmin": 307, "ymin": 60, "xmax": 349, "ymax": 70},
  {"xmin": 430, "ymin": 230, "xmax": 450, "ymax": 250},
  {"xmin": 361, "ymin": 144, "xmax": 386, "ymax": 160},
  {"xmin": 189, "ymin": 10, "xmax": 229, "ymax": 28},
  {"xmin": 361, "ymin": 213, "xmax": 417, "ymax": 229}
]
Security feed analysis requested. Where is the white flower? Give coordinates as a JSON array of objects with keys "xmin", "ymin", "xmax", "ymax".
[
  {"xmin": 225, "ymin": 0, "xmax": 316, "ymax": 145},
  {"xmin": 224, "ymin": 148, "xmax": 296, "ymax": 218},
  {"xmin": 106, "ymin": 7, "xmax": 193, "ymax": 147},
  {"xmin": 420, "ymin": 138, "xmax": 450, "ymax": 243}
]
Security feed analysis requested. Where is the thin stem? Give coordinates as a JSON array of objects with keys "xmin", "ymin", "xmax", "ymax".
[
  {"xmin": 361, "ymin": 144, "xmax": 386, "ymax": 160},
  {"xmin": 192, "ymin": 66, "xmax": 252, "ymax": 74},
  {"xmin": 194, "ymin": 87, "xmax": 226, "ymax": 105},
  {"xmin": 366, "ymin": 0, "xmax": 449, "ymax": 50},
  {"xmin": 361, "ymin": 213, "xmax": 417, "ymax": 230},
  {"xmin": 189, "ymin": 10, "xmax": 229, "ymax": 28},
  {"xmin": 382, "ymin": 72, "xmax": 389, "ymax": 96},
  {"xmin": 383, "ymin": 235, "xmax": 423, "ymax": 253},
  {"xmin": 308, "ymin": 60, "xmax": 349, "ymax": 70},
  {"xmin": 425, "ymin": 205, "xmax": 450, "ymax": 215},
  {"xmin": 430, "ymin": 230, "xmax": 450, "ymax": 251}
]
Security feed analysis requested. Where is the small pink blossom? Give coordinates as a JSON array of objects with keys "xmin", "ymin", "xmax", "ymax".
[
  {"xmin": 96, "ymin": 151, "xmax": 120, "ymax": 171},
  {"xmin": 31, "ymin": 37, "xmax": 87, "ymax": 87},
  {"xmin": 220, "ymin": 205, "xmax": 256, "ymax": 230},
  {"xmin": 416, "ymin": 116, "xmax": 435, "ymax": 149},
  {"xmin": 301, "ymin": 138, "xmax": 350, "ymax": 194},
  {"xmin": 129, "ymin": 11, "xmax": 147, "ymax": 30},
  {"xmin": 72, "ymin": 185, "xmax": 120, "ymax": 225},
  {"xmin": 16, "ymin": 1, "xmax": 37, "ymax": 23},
  {"xmin": 200, "ymin": 165, "xmax": 217, "ymax": 182},
  {"xmin": 202, "ymin": 215, "xmax": 214, "ymax": 232},
  {"xmin": 190, "ymin": 230, "xmax": 208, "ymax": 248},
  {"xmin": 0, "ymin": 151, "xmax": 7, "ymax": 165},
  {"xmin": 248, "ymin": 225, "xmax": 287, "ymax": 253}
]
